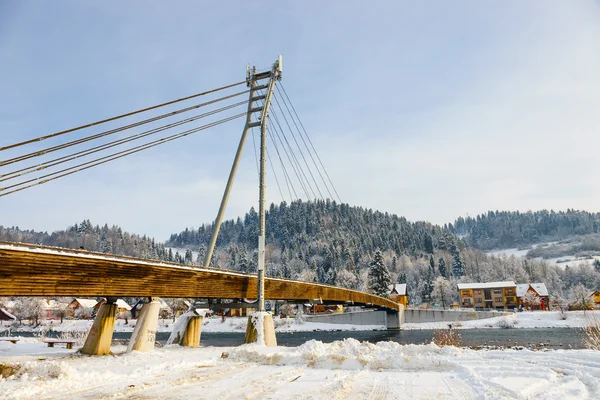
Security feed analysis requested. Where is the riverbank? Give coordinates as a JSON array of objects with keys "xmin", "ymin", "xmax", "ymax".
[
  {"xmin": 401, "ymin": 310, "xmax": 600, "ymax": 330},
  {"xmin": 1, "ymin": 338, "xmax": 599, "ymax": 399}
]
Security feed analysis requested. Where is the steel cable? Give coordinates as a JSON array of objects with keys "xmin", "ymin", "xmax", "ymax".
[
  {"xmin": 278, "ymin": 83, "xmax": 342, "ymax": 203},
  {"xmin": 0, "ymin": 80, "xmax": 257, "ymax": 152},
  {"xmin": 0, "ymin": 113, "xmax": 245, "ymax": 197},
  {"xmin": 0, "ymin": 100, "xmax": 249, "ymax": 183},
  {"xmin": 1, "ymin": 89, "xmax": 251, "ymax": 167}
]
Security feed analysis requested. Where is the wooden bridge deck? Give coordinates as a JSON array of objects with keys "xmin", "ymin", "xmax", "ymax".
[{"xmin": 0, "ymin": 242, "xmax": 399, "ymax": 311}]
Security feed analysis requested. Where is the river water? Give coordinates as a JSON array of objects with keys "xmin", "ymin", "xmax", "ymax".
[{"xmin": 11, "ymin": 328, "xmax": 587, "ymax": 349}]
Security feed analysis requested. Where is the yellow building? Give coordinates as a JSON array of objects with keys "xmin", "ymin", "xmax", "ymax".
[
  {"xmin": 389, "ymin": 283, "xmax": 408, "ymax": 306},
  {"xmin": 591, "ymin": 291, "xmax": 600, "ymax": 308},
  {"xmin": 457, "ymin": 281, "xmax": 517, "ymax": 311}
]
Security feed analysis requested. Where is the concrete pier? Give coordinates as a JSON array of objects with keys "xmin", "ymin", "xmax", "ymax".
[
  {"xmin": 244, "ymin": 312, "xmax": 277, "ymax": 347},
  {"xmin": 81, "ymin": 300, "xmax": 117, "ymax": 355},
  {"xmin": 127, "ymin": 299, "xmax": 160, "ymax": 352},
  {"xmin": 181, "ymin": 315, "xmax": 203, "ymax": 348}
]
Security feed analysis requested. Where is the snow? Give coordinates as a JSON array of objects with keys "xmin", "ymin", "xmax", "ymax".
[
  {"xmin": 1, "ymin": 337, "xmax": 599, "ymax": 399},
  {"xmin": 388, "ymin": 283, "xmax": 406, "ymax": 295},
  {"xmin": 402, "ymin": 310, "xmax": 600, "ymax": 330},
  {"xmin": 73, "ymin": 299, "xmax": 97, "ymax": 308},
  {"xmin": 457, "ymin": 281, "xmax": 515, "ymax": 290},
  {"xmin": 0, "ymin": 308, "xmax": 16, "ymax": 321},
  {"xmin": 486, "ymin": 244, "xmax": 600, "ymax": 270}
]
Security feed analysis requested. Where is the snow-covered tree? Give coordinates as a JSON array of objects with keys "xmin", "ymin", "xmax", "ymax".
[
  {"xmin": 438, "ymin": 257, "xmax": 447, "ymax": 278},
  {"xmin": 431, "ymin": 277, "xmax": 452, "ymax": 308},
  {"xmin": 335, "ymin": 268, "xmax": 360, "ymax": 289},
  {"xmin": 521, "ymin": 291, "xmax": 541, "ymax": 310},
  {"xmin": 368, "ymin": 250, "xmax": 392, "ymax": 297},
  {"xmin": 238, "ymin": 254, "xmax": 249, "ymax": 273},
  {"xmin": 451, "ymin": 244, "xmax": 464, "ymax": 278},
  {"xmin": 13, "ymin": 298, "xmax": 46, "ymax": 325},
  {"xmin": 570, "ymin": 283, "xmax": 594, "ymax": 311}
]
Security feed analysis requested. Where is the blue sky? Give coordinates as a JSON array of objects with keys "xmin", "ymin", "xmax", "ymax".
[{"xmin": 1, "ymin": 1, "xmax": 600, "ymax": 240}]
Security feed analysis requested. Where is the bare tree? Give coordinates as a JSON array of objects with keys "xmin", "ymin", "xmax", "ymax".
[
  {"xmin": 521, "ymin": 291, "xmax": 541, "ymax": 311},
  {"xmin": 432, "ymin": 277, "xmax": 451, "ymax": 309},
  {"xmin": 570, "ymin": 283, "xmax": 594, "ymax": 312}
]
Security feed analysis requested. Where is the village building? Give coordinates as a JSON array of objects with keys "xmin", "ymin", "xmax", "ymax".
[
  {"xmin": 94, "ymin": 298, "xmax": 132, "ymax": 318},
  {"xmin": 591, "ymin": 290, "xmax": 600, "ymax": 308},
  {"xmin": 388, "ymin": 283, "xmax": 408, "ymax": 306},
  {"xmin": 42, "ymin": 299, "xmax": 71, "ymax": 320},
  {"xmin": 457, "ymin": 281, "xmax": 517, "ymax": 311},
  {"xmin": 67, "ymin": 298, "xmax": 98, "ymax": 318},
  {"xmin": 131, "ymin": 299, "xmax": 173, "ymax": 319},
  {"xmin": 0, "ymin": 308, "xmax": 16, "ymax": 324},
  {"xmin": 516, "ymin": 283, "xmax": 550, "ymax": 311}
]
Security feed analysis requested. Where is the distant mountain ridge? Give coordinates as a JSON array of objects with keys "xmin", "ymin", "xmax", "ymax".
[{"xmin": 452, "ymin": 209, "xmax": 600, "ymax": 250}]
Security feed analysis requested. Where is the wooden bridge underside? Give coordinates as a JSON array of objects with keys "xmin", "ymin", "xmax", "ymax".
[{"xmin": 0, "ymin": 242, "xmax": 399, "ymax": 311}]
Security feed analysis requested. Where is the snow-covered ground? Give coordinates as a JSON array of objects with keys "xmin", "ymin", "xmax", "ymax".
[
  {"xmin": 486, "ymin": 243, "xmax": 600, "ymax": 269},
  {"xmin": 402, "ymin": 310, "xmax": 600, "ymax": 330},
  {"xmin": 1, "ymin": 338, "xmax": 599, "ymax": 399}
]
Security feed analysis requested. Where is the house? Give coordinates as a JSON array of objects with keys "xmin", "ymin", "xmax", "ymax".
[
  {"xmin": 67, "ymin": 298, "xmax": 98, "ymax": 318},
  {"xmin": 516, "ymin": 283, "xmax": 550, "ymax": 311},
  {"xmin": 42, "ymin": 299, "xmax": 71, "ymax": 320},
  {"xmin": 591, "ymin": 291, "xmax": 600, "ymax": 308},
  {"xmin": 130, "ymin": 299, "xmax": 172, "ymax": 319},
  {"xmin": 457, "ymin": 281, "xmax": 517, "ymax": 311},
  {"xmin": 0, "ymin": 308, "xmax": 16, "ymax": 323},
  {"xmin": 388, "ymin": 283, "xmax": 408, "ymax": 306},
  {"xmin": 94, "ymin": 299, "xmax": 132, "ymax": 318}
]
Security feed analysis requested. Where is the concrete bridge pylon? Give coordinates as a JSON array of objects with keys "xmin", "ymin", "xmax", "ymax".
[
  {"xmin": 81, "ymin": 299, "xmax": 118, "ymax": 355},
  {"xmin": 127, "ymin": 298, "xmax": 160, "ymax": 352}
]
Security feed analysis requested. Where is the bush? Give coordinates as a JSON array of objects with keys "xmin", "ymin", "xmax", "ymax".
[
  {"xmin": 433, "ymin": 327, "xmax": 462, "ymax": 347},
  {"xmin": 583, "ymin": 314, "xmax": 600, "ymax": 350},
  {"xmin": 496, "ymin": 317, "xmax": 517, "ymax": 329}
]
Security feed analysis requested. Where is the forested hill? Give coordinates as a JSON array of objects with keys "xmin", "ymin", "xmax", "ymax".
[
  {"xmin": 168, "ymin": 199, "xmax": 459, "ymax": 262},
  {"xmin": 0, "ymin": 221, "xmax": 171, "ymax": 261},
  {"xmin": 452, "ymin": 209, "xmax": 600, "ymax": 250}
]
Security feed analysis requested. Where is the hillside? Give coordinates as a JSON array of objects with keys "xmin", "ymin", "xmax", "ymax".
[
  {"xmin": 0, "ymin": 221, "xmax": 171, "ymax": 262},
  {"xmin": 452, "ymin": 209, "xmax": 600, "ymax": 250}
]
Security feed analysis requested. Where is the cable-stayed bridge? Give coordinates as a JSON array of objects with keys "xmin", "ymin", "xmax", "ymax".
[{"xmin": 0, "ymin": 57, "xmax": 403, "ymax": 353}]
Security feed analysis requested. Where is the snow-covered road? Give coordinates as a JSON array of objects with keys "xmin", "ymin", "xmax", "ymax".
[{"xmin": 1, "ymin": 339, "xmax": 599, "ymax": 399}]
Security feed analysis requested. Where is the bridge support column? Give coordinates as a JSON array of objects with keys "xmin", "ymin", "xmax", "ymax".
[
  {"xmin": 81, "ymin": 299, "xmax": 117, "ymax": 355},
  {"xmin": 244, "ymin": 312, "xmax": 277, "ymax": 346},
  {"xmin": 181, "ymin": 315, "xmax": 203, "ymax": 348},
  {"xmin": 386, "ymin": 304, "xmax": 405, "ymax": 330},
  {"xmin": 127, "ymin": 298, "xmax": 160, "ymax": 352}
]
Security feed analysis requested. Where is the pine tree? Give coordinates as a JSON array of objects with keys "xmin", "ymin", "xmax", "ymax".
[
  {"xmin": 398, "ymin": 272, "xmax": 406, "ymax": 284},
  {"xmin": 422, "ymin": 257, "xmax": 435, "ymax": 303},
  {"xmin": 438, "ymin": 257, "xmax": 447, "ymax": 278},
  {"xmin": 368, "ymin": 249, "xmax": 392, "ymax": 297},
  {"xmin": 450, "ymin": 244, "xmax": 463, "ymax": 278},
  {"xmin": 239, "ymin": 254, "xmax": 249, "ymax": 273}
]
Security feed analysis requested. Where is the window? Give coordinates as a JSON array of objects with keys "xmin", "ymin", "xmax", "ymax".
[
  {"xmin": 463, "ymin": 298, "xmax": 472, "ymax": 304},
  {"xmin": 475, "ymin": 298, "xmax": 483, "ymax": 303},
  {"xmin": 493, "ymin": 289, "xmax": 502, "ymax": 294},
  {"xmin": 494, "ymin": 297, "xmax": 503, "ymax": 302},
  {"xmin": 506, "ymin": 289, "xmax": 515, "ymax": 295},
  {"xmin": 462, "ymin": 290, "xmax": 471, "ymax": 296},
  {"xmin": 474, "ymin": 290, "xmax": 482, "ymax": 295}
]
